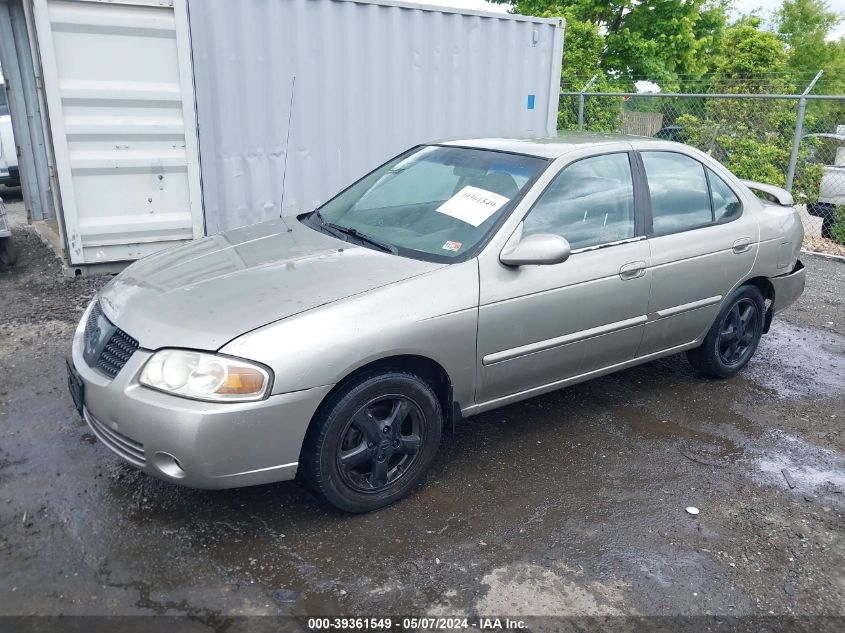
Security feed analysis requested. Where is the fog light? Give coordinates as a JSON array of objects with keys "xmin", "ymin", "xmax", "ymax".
[{"xmin": 153, "ymin": 452, "xmax": 185, "ymax": 479}]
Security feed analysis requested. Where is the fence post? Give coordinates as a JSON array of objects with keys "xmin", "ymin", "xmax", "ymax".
[
  {"xmin": 786, "ymin": 70, "xmax": 823, "ymax": 192},
  {"xmin": 577, "ymin": 74, "xmax": 598, "ymax": 131}
]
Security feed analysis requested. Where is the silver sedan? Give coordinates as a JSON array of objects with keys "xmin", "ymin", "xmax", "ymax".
[{"xmin": 68, "ymin": 134, "xmax": 806, "ymax": 512}]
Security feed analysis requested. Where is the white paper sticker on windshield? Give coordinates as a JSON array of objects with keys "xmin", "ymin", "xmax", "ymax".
[{"xmin": 436, "ymin": 186, "xmax": 510, "ymax": 227}]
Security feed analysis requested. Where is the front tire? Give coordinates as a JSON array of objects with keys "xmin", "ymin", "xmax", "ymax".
[
  {"xmin": 300, "ymin": 371, "xmax": 443, "ymax": 513},
  {"xmin": 686, "ymin": 285, "xmax": 765, "ymax": 379}
]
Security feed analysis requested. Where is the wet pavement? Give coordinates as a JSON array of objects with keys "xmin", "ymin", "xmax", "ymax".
[{"xmin": 1, "ymin": 191, "xmax": 843, "ymax": 623}]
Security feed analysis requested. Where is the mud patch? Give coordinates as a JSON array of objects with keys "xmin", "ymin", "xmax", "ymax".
[
  {"xmin": 474, "ymin": 564, "xmax": 628, "ymax": 616},
  {"xmin": 747, "ymin": 321, "xmax": 845, "ymax": 399},
  {"xmin": 752, "ymin": 430, "xmax": 845, "ymax": 502}
]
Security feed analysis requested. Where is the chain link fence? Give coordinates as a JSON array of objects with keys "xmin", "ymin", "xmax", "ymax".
[{"xmin": 559, "ymin": 76, "xmax": 845, "ymax": 254}]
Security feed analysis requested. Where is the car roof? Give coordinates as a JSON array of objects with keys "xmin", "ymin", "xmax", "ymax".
[{"xmin": 440, "ymin": 132, "xmax": 670, "ymax": 159}]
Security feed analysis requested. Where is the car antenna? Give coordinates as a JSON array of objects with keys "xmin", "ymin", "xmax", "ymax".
[{"xmin": 279, "ymin": 75, "xmax": 296, "ymax": 231}]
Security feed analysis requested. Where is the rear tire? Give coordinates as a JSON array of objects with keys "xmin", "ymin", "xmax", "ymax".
[
  {"xmin": 686, "ymin": 285, "xmax": 765, "ymax": 379},
  {"xmin": 809, "ymin": 203, "xmax": 836, "ymax": 239},
  {"xmin": 821, "ymin": 214, "xmax": 834, "ymax": 240},
  {"xmin": 300, "ymin": 371, "xmax": 443, "ymax": 513},
  {"xmin": 0, "ymin": 238, "xmax": 16, "ymax": 267}
]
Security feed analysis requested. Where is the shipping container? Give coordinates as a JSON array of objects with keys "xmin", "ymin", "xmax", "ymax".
[{"xmin": 0, "ymin": 0, "xmax": 564, "ymax": 270}]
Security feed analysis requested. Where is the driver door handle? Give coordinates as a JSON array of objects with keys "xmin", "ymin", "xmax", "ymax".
[
  {"xmin": 619, "ymin": 261, "xmax": 647, "ymax": 280},
  {"xmin": 732, "ymin": 237, "xmax": 752, "ymax": 253}
]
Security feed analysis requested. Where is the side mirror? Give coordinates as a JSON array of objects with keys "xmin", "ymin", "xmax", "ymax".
[{"xmin": 500, "ymin": 232, "xmax": 571, "ymax": 267}]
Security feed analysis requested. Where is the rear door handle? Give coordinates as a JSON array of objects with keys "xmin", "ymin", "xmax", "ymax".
[
  {"xmin": 732, "ymin": 237, "xmax": 752, "ymax": 253},
  {"xmin": 619, "ymin": 261, "xmax": 647, "ymax": 280}
]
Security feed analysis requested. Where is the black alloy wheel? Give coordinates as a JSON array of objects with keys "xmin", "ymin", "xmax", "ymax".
[
  {"xmin": 717, "ymin": 297, "xmax": 759, "ymax": 367},
  {"xmin": 300, "ymin": 371, "xmax": 442, "ymax": 513},
  {"xmin": 337, "ymin": 395, "xmax": 424, "ymax": 492},
  {"xmin": 686, "ymin": 284, "xmax": 766, "ymax": 379}
]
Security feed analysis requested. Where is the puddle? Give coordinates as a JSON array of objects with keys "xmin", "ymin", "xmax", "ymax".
[{"xmin": 609, "ymin": 406, "xmax": 747, "ymax": 465}]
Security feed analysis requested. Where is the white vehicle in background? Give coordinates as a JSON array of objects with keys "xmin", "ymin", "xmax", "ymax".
[
  {"xmin": 0, "ymin": 80, "xmax": 20, "ymax": 188},
  {"xmin": 0, "ymin": 73, "xmax": 17, "ymax": 265},
  {"xmin": 805, "ymin": 132, "xmax": 845, "ymax": 239}
]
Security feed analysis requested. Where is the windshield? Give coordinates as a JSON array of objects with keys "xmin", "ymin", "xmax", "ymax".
[{"xmin": 308, "ymin": 145, "xmax": 547, "ymax": 261}]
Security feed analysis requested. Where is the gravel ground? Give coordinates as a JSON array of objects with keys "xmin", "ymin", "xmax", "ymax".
[
  {"xmin": 0, "ymin": 190, "xmax": 843, "ymax": 630},
  {"xmin": 804, "ymin": 235, "xmax": 845, "ymax": 258}
]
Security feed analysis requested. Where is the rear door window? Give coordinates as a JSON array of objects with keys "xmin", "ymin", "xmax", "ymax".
[
  {"xmin": 708, "ymin": 169, "xmax": 742, "ymax": 222},
  {"xmin": 642, "ymin": 152, "xmax": 712, "ymax": 234}
]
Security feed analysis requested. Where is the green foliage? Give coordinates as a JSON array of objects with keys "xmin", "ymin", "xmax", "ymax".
[
  {"xmin": 710, "ymin": 19, "xmax": 790, "ymax": 92},
  {"xmin": 602, "ymin": 0, "xmax": 727, "ymax": 84},
  {"xmin": 493, "ymin": 0, "xmax": 728, "ymax": 85},
  {"xmin": 776, "ymin": 0, "xmax": 843, "ymax": 83},
  {"xmin": 793, "ymin": 161, "xmax": 826, "ymax": 206},
  {"xmin": 496, "ymin": 0, "xmax": 844, "ymax": 94},
  {"xmin": 830, "ymin": 205, "xmax": 845, "ymax": 245},
  {"xmin": 497, "ymin": 0, "xmax": 845, "ymax": 204},
  {"xmin": 664, "ymin": 22, "xmax": 796, "ymax": 190}
]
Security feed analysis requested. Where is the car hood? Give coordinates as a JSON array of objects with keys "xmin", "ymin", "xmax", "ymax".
[{"xmin": 98, "ymin": 219, "xmax": 444, "ymax": 350}]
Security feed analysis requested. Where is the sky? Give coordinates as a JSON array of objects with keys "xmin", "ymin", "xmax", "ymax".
[
  {"xmin": 734, "ymin": 0, "xmax": 845, "ymax": 38},
  {"xmin": 421, "ymin": 0, "xmax": 509, "ymax": 14}
]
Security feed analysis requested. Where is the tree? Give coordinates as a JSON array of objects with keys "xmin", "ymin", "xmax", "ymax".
[
  {"xmin": 710, "ymin": 16, "xmax": 791, "ymax": 92},
  {"xmin": 497, "ymin": 0, "xmax": 836, "ymax": 201},
  {"xmin": 776, "ymin": 0, "xmax": 842, "ymax": 78},
  {"xmin": 774, "ymin": 0, "xmax": 845, "ymax": 127},
  {"xmin": 602, "ymin": 0, "xmax": 728, "ymax": 86},
  {"xmin": 494, "ymin": 0, "xmax": 728, "ymax": 86},
  {"xmin": 677, "ymin": 18, "xmax": 824, "ymax": 199},
  {"xmin": 499, "ymin": 2, "xmax": 624, "ymax": 130}
]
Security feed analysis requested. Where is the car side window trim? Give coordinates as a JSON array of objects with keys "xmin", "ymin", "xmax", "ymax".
[
  {"xmin": 704, "ymin": 163, "xmax": 716, "ymax": 222},
  {"xmin": 570, "ymin": 234, "xmax": 646, "ymax": 255},
  {"xmin": 636, "ymin": 149, "xmax": 744, "ymax": 239},
  {"xmin": 518, "ymin": 150, "xmax": 647, "ymax": 253},
  {"xmin": 629, "ymin": 150, "xmax": 651, "ymax": 236}
]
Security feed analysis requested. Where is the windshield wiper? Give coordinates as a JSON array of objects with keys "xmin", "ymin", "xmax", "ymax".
[{"xmin": 312, "ymin": 211, "xmax": 397, "ymax": 254}]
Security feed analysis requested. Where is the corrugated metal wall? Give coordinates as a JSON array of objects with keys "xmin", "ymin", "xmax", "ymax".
[{"xmin": 188, "ymin": 0, "xmax": 564, "ymax": 234}]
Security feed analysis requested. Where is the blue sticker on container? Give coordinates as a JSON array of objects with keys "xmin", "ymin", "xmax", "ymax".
[{"xmin": 527, "ymin": 94, "xmax": 536, "ymax": 110}]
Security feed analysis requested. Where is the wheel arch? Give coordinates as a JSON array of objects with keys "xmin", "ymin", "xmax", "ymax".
[
  {"xmin": 310, "ymin": 354, "xmax": 456, "ymax": 432},
  {"xmin": 741, "ymin": 276, "xmax": 775, "ymax": 333}
]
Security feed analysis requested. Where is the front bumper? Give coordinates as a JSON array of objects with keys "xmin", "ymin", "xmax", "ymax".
[
  {"xmin": 70, "ymin": 305, "xmax": 332, "ymax": 489},
  {"xmin": 771, "ymin": 260, "xmax": 806, "ymax": 315}
]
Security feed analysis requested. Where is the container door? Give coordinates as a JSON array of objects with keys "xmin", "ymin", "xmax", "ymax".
[{"xmin": 32, "ymin": 0, "xmax": 203, "ymax": 265}]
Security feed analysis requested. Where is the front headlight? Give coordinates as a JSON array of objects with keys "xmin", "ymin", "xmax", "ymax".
[{"xmin": 139, "ymin": 349, "xmax": 272, "ymax": 403}]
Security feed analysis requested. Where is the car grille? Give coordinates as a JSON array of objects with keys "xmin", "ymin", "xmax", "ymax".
[
  {"xmin": 85, "ymin": 409, "xmax": 146, "ymax": 466},
  {"xmin": 84, "ymin": 302, "xmax": 139, "ymax": 379}
]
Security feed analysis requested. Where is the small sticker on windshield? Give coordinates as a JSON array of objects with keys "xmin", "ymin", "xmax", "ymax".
[
  {"xmin": 442, "ymin": 240, "xmax": 463, "ymax": 252},
  {"xmin": 436, "ymin": 186, "xmax": 510, "ymax": 227}
]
